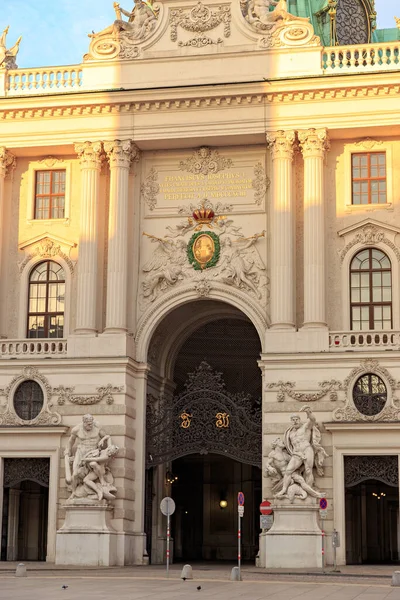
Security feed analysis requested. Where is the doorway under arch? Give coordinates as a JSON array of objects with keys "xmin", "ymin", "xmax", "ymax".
[{"xmin": 144, "ymin": 300, "xmax": 262, "ymax": 563}]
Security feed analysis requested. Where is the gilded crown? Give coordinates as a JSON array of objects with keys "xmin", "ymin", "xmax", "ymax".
[{"xmin": 192, "ymin": 201, "xmax": 215, "ymax": 224}]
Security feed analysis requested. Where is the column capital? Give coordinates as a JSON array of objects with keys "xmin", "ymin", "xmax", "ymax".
[
  {"xmin": 104, "ymin": 140, "xmax": 140, "ymax": 169},
  {"xmin": 74, "ymin": 141, "xmax": 104, "ymax": 170},
  {"xmin": 298, "ymin": 128, "xmax": 330, "ymax": 158},
  {"xmin": 0, "ymin": 147, "xmax": 16, "ymax": 178},
  {"xmin": 266, "ymin": 130, "xmax": 296, "ymax": 161}
]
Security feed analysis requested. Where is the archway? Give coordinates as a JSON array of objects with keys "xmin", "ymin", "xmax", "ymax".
[{"xmin": 144, "ymin": 300, "xmax": 262, "ymax": 563}]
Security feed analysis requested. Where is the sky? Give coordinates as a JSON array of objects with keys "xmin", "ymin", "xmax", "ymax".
[{"xmin": 1, "ymin": 0, "xmax": 398, "ymax": 68}]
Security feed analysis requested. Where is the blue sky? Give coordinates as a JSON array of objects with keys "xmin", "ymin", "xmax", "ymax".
[{"xmin": 1, "ymin": 0, "xmax": 398, "ymax": 68}]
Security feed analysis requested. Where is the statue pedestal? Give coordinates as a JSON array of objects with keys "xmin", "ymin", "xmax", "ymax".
[
  {"xmin": 260, "ymin": 499, "xmax": 323, "ymax": 569},
  {"xmin": 55, "ymin": 501, "xmax": 118, "ymax": 566}
]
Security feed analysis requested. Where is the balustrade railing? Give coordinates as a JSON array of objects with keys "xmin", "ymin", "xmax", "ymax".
[
  {"xmin": 323, "ymin": 42, "xmax": 400, "ymax": 73},
  {"xmin": 329, "ymin": 331, "xmax": 400, "ymax": 351},
  {"xmin": 0, "ymin": 339, "xmax": 68, "ymax": 358},
  {"xmin": 6, "ymin": 67, "xmax": 83, "ymax": 95}
]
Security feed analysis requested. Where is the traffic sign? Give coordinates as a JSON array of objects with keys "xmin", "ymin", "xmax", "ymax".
[
  {"xmin": 319, "ymin": 509, "xmax": 327, "ymax": 520},
  {"xmin": 260, "ymin": 515, "xmax": 273, "ymax": 530},
  {"xmin": 238, "ymin": 506, "xmax": 244, "ymax": 517},
  {"xmin": 260, "ymin": 500, "xmax": 273, "ymax": 515},
  {"xmin": 237, "ymin": 491, "xmax": 245, "ymax": 506},
  {"xmin": 160, "ymin": 497, "xmax": 176, "ymax": 516},
  {"xmin": 319, "ymin": 498, "xmax": 328, "ymax": 510}
]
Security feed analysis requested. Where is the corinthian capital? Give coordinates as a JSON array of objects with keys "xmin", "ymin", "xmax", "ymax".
[
  {"xmin": 0, "ymin": 147, "xmax": 16, "ymax": 178},
  {"xmin": 266, "ymin": 130, "xmax": 296, "ymax": 161},
  {"xmin": 74, "ymin": 141, "xmax": 104, "ymax": 170},
  {"xmin": 104, "ymin": 140, "xmax": 140, "ymax": 169},
  {"xmin": 298, "ymin": 128, "xmax": 330, "ymax": 158}
]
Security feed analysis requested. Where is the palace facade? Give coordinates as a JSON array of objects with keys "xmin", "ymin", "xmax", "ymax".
[{"xmin": 0, "ymin": 0, "xmax": 400, "ymax": 567}]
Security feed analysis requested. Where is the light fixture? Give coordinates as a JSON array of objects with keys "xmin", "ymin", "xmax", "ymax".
[
  {"xmin": 166, "ymin": 471, "xmax": 178, "ymax": 485},
  {"xmin": 219, "ymin": 499, "xmax": 228, "ymax": 509}
]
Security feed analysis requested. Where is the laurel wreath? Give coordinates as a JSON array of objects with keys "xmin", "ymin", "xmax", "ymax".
[{"xmin": 187, "ymin": 231, "xmax": 220, "ymax": 270}]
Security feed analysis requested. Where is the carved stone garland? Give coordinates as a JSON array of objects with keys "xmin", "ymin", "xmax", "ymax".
[
  {"xmin": 170, "ymin": 2, "xmax": 231, "ymax": 47},
  {"xmin": 333, "ymin": 359, "xmax": 400, "ymax": 422},
  {"xmin": 266, "ymin": 379, "xmax": 341, "ymax": 402},
  {"xmin": 0, "ymin": 367, "xmax": 61, "ymax": 426},
  {"xmin": 55, "ymin": 384, "xmax": 123, "ymax": 406}
]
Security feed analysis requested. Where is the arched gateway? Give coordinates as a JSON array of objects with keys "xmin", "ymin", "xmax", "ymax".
[{"xmin": 144, "ymin": 300, "xmax": 262, "ymax": 563}]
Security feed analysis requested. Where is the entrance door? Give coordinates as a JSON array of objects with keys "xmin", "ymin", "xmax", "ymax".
[
  {"xmin": 1, "ymin": 458, "xmax": 50, "ymax": 561},
  {"xmin": 345, "ymin": 455, "xmax": 399, "ymax": 564}
]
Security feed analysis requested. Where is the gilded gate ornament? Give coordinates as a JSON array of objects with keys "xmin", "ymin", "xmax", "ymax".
[{"xmin": 215, "ymin": 412, "xmax": 230, "ymax": 428}]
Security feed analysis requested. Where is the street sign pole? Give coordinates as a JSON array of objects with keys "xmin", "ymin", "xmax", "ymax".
[
  {"xmin": 166, "ymin": 511, "xmax": 170, "ymax": 577},
  {"xmin": 160, "ymin": 496, "xmax": 176, "ymax": 578},
  {"xmin": 238, "ymin": 508, "xmax": 241, "ymax": 579}
]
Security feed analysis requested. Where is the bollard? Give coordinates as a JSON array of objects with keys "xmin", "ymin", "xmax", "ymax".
[
  {"xmin": 230, "ymin": 566, "xmax": 242, "ymax": 581},
  {"xmin": 392, "ymin": 571, "xmax": 400, "ymax": 586},
  {"xmin": 15, "ymin": 563, "xmax": 27, "ymax": 577},
  {"xmin": 181, "ymin": 564, "xmax": 193, "ymax": 580}
]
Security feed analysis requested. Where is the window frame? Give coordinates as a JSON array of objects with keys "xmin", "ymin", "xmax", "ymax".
[
  {"xmin": 27, "ymin": 260, "xmax": 66, "ymax": 339},
  {"xmin": 349, "ymin": 248, "xmax": 392, "ymax": 331},
  {"xmin": 34, "ymin": 169, "xmax": 66, "ymax": 220},
  {"xmin": 343, "ymin": 141, "xmax": 393, "ymax": 213},
  {"xmin": 26, "ymin": 159, "xmax": 71, "ymax": 224},
  {"xmin": 351, "ymin": 152, "xmax": 387, "ymax": 206}
]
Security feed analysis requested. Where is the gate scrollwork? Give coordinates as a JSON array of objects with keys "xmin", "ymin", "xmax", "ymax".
[{"xmin": 146, "ymin": 362, "xmax": 261, "ymax": 468}]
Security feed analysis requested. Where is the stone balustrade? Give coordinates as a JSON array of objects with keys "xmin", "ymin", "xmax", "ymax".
[
  {"xmin": 323, "ymin": 42, "xmax": 400, "ymax": 73},
  {"xmin": 329, "ymin": 331, "xmax": 400, "ymax": 351},
  {"xmin": 0, "ymin": 339, "xmax": 68, "ymax": 358},
  {"xmin": 6, "ymin": 67, "xmax": 83, "ymax": 95}
]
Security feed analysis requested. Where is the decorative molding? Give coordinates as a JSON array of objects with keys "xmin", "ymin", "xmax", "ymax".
[
  {"xmin": 0, "ymin": 366, "xmax": 61, "ymax": 426},
  {"xmin": 266, "ymin": 379, "xmax": 341, "ymax": 402},
  {"xmin": 141, "ymin": 167, "xmax": 160, "ymax": 211},
  {"xmin": 298, "ymin": 128, "xmax": 330, "ymax": 158},
  {"xmin": 38, "ymin": 156, "xmax": 65, "ymax": 168},
  {"xmin": 179, "ymin": 146, "xmax": 233, "ymax": 175},
  {"xmin": 104, "ymin": 140, "xmax": 140, "ymax": 169},
  {"xmin": 170, "ymin": 2, "xmax": 231, "ymax": 47},
  {"xmin": 266, "ymin": 130, "xmax": 296, "ymax": 161},
  {"xmin": 194, "ymin": 276, "xmax": 211, "ymax": 297},
  {"xmin": 338, "ymin": 223, "xmax": 400, "ymax": 263},
  {"xmin": 354, "ymin": 138, "xmax": 383, "ymax": 150},
  {"xmin": 333, "ymin": 359, "xmax": 400, "ymax": 423},
  {"xmin": 55, "ymin": 384, "xmax": 123, "ymax": 406},
  {"xmin": 0, "ymin": 146, "xmax": 16, "ymax": 178},
  {"xmin": 74, "ymin": 141, "xmax": 104, "ymax": 170},
  {"xmin": 252, "ymin": 162, "xmax": 270, "ymax": 205},
  {"xmin": 18, "ymin": 236, "xmax": 76, "ymax": 274}
]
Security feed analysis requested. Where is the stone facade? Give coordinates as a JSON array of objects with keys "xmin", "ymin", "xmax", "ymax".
[{"xmin": 0, "ymin": 0, "xmax": 399, "ymax": 567}]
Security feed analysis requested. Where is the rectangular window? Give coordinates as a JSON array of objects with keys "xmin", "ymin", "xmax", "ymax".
[
  {"xmin": 34, "ymin": 170, "xmax": 66, "ymax": 219},
  {"xmin": 351, "ymin": 152, "xmax": 386, "ymax": 205}
]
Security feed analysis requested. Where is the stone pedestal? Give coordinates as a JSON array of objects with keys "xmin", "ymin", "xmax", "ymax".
[
  {"xmin": 260, "ymin": 500, "xmax": 323, "ymax": 569},
  {"xmin": 55, "ymin": 502, "xmax": 118, "ymax": 566}
]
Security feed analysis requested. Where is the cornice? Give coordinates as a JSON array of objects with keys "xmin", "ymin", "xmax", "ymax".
[{"xmin": 0, "ymin": 82, "xmax": 399, "ymax": 122}]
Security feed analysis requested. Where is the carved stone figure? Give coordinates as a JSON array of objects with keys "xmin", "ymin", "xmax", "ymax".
[
  {"xmin": 265, "ymin": 407, "xmax": 327, "ymax": 502},
  {"xmin": 90, "ymin": 0, "xmax": 159, "ymax": 41},
  {"xmin": 240, "ymin": 0, "xmax": 310, "ymax": 36},
  {"xmin": 64, "ymin": 414, "xmax": 119, "ymax": 503},
  {"xmin": 142, "ymin": 234, "xmax": 188, "ymax": 301},
  {"xmin": 0, "ymin": 26, "xmax": 22, "ymax": 69},
  {"xmin": 217, "ymin": 233, "xmax": 265, "ymax": 298}
]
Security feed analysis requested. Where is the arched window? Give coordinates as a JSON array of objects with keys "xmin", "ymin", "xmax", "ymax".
[
  {"xmin": 13, "ymin": 380, "xmax": 44, "ymax": 421},
  {"xmin": 350, "ymin": 248, "xmax": 392, "ymax": 331},
  {"xmin": 353, "ymin": 373, "xmax": 387, "ymax": 416},
  {"xmin": 27, "ymin": 261, "xmax": 65, "ymax": 338}
]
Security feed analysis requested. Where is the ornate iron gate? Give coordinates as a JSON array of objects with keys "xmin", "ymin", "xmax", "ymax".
[{"xmin": 146, "ymin": 361, "xmax": 262, "ymax": 468}]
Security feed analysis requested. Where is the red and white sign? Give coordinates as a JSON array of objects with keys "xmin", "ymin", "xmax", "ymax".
[
  {"xmin": 260, "ymin": 500, "xmax": 273, "ymax": 515},
  {"xmin": 237, "ymin": 491, "xmax": 245, "ymax": 506}
]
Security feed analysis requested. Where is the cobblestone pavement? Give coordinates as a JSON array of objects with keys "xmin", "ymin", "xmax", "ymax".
[{"xmin": 1, "ymin": 564, "xmax": 400, "ymax": 600}]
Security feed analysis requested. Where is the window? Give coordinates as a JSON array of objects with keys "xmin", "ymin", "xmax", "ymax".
[
  {"xmin": 13, "ymin": 380, "xmax": 44, "ymax": 421},
  {"xmin": 27, "ymin": 261, "xmax": 65, "ymax": 338},
  {"xmin": 352, "ymin": 373, "xmax": 387, "ymax": 416},
  {"xmin": 351, "ymin": 152, "xmax": 386, "ymax": 205},
  {"xmin": 34, "ymin": 170, "xmax": 66, "ymax": 219},
  {"xmin": 350, "ymin": 248, "xmax": 392, "ymax": 330}
]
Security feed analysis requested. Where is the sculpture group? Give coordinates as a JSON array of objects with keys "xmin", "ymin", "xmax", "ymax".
[
  {"xmin": 64, "ymin": 414, "xmax": 119, "ymax": 503},
  {"xmin": 265, "ymin": 407, "xmax": 327, "ymax": 502}
]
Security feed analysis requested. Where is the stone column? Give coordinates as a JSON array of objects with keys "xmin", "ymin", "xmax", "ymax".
[
  {"xmin": 104, "ymin": 140, "xmax": 139, "ymax": 333},
  {"xmin": 0, "ymin": 147, "xmax": 16, "ymax": 338},
  {"xmin": 266, "ymin": 131, "xmax": 296, "ymax": 329},
  {"xmin": 74, "ymin": 141, "xmax": 103, "ymax": 334},
  {"xmin": 298, "ymin": 128, "xmax": 330, "ymax": 328}
]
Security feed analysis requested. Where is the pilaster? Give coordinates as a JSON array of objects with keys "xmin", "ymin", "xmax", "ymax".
[
  {"xmin": 266, "ymin": 130, "xmax": 296, "ymax": 330},
  {"xmin": 104, "ymin": 140, "xmax": 140, "ymax": 334},
  {"xmin": 298, "ymin": 128, "xmax": 330, "ymax": 329},
  {"xmin": 74, "ymin": 141, "xmax": 103, "ymax": 334},
  {"xmin": 0, "ymin": 147, "xmax": 16, "ymax": 339}
]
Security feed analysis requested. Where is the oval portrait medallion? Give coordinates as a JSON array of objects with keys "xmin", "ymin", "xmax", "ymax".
[{"xmin": 187, "ymin": 231, "xmax": 220, "ymax": 270}]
